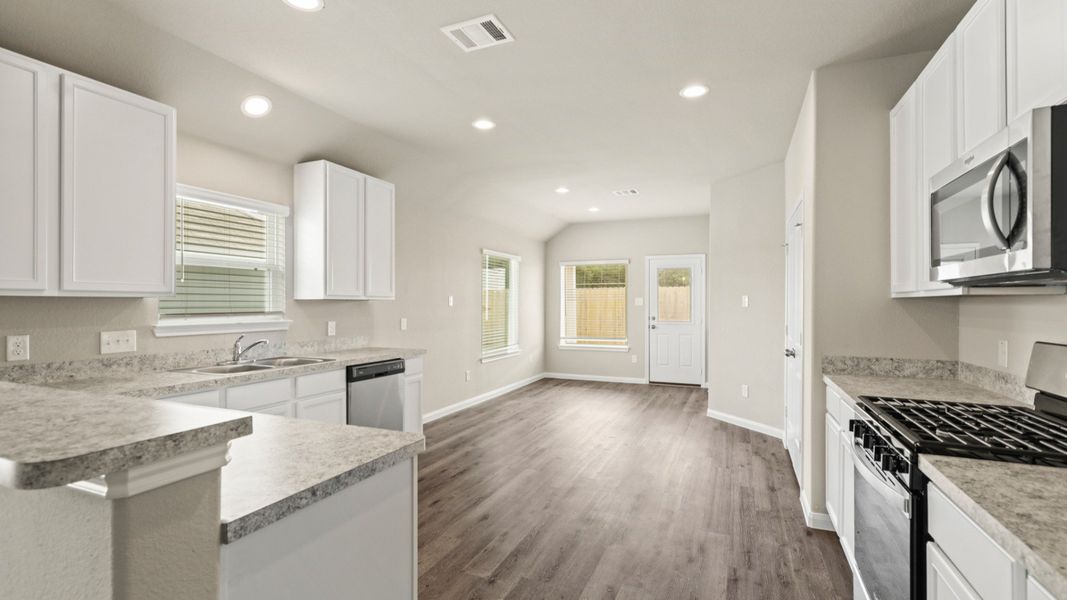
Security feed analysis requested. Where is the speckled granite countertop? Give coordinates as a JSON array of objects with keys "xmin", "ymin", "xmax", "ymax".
[
  {"xmin": 823, "ymin": 374, "xmax": 1024, "ymax": 408},
  {"xmin": 42, "ymin": 347, "xmax": 426, "ymax": 399},
  {"xmin": 220, "ymin": 414, "xmax": 424, "ymax": 543},
  {"xmin": 0, "ymin": 382, "xmax": 251, "ymax": 490},
  {"xmin": 921, "ymin": 455, "xmax": 1067, "ymax": 600}
]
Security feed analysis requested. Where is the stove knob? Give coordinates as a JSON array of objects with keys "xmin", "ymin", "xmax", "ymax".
[
  {"xmin": 851, "ymin": 421, "xmax": 865, "ymax": 439},
  {"xmin": 880, "ymin": 454, "xmax": 895, "ymax": 471},
  {"xmin": 873, "ymin": 444, "xmax": 887, "ymax": 461},
  {"xmin": 862, "ymin": 433, "xmax": 876, "ymax": 449}
]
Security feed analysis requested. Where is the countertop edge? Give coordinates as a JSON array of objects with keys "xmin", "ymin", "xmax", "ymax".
[
  {"xmin": 919, "ymin": 456, "xmax": 1067, "ymax": 600},
  {"xmin": 219, "ymin": 437, "xmax": 425, "ymax": 544}
]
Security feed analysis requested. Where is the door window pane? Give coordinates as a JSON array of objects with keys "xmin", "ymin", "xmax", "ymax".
[{"xmin": 657, "ymin": 268, "xmax": 691, "ymax": 322}]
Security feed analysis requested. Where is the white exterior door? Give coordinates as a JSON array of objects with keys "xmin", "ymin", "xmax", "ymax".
[
  {"xmin": 785, "ymin": 204, "xmax": 804, "ymax": 483},
  {"xmin": 647, "ymin": 255, "xmax": 705, "ymax": 385}
]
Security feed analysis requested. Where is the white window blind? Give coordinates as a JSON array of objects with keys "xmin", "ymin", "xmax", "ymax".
[
  {"xmin": 159, "ymin": 187, "xmax": 286, "ymax": 318},
  {"xmin": 481, "ymin": 250, "xmax": 520, "ymax": 358},
  {"xmin": 560, "ymin": 261, "xmax": 628, "ymax": 348}
]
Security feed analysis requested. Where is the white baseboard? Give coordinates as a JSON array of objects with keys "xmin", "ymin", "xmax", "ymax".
[
  {"xmin": 542, "ymin": 372, "xmax": 647, "ymax": 385},
  {"xmin": 800, "ymin": 491, "xmax": 834, "ymax": 531},
  {"xmin": 705, "ymin": 408, "xmax": 784, "ymax": 440},
  {"xmin": 422, "ymin": 374, "xmax": 545, "ymax": 424}
]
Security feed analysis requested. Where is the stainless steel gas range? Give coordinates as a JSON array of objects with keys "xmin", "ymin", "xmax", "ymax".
[{"xmin": 848, "ymin": 342, "xmax": 1067, "ymax": 600}]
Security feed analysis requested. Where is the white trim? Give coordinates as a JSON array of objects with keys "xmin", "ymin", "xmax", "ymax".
[
  {"xmin": 68, "ymin": 443, "xmax": 231, "ymax": 499},
  {"xmin": 800, "ymin": 491, "xmax": 835, "ymax": 531},
  {"xmin": 542, "ymin": 372, "xmax": 647, "ymax": 385},
  {"xmin": 482, "ymin": 248, "xmax": 522, "ymax": 262},
  {"xmin": 177, "ymin": 184, "xmax": 290, "ymax": 217},
  {"xmin": 559, "ymin": 258, "xmax": 630, "ymax": 266},
  {"xmin": 480, "ymin": 349, "xmax": 521, "ymax": 364},
  {"xmin": 154, "ymin": 315, "xmax": 292, "ymax": 337},
  {"xmin": 557, "ymin": 343, "xmax": 630, "ymax": 352},
  {"xmin": 705, "ymin": 408, "xmax": 784, "ymax": 440},
  {"xmin": 423, "ymin": 374, "xmax": 544, "ymax": 423}
]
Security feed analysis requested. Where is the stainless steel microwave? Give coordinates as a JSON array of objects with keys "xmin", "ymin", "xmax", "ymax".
[{"xmin": 930, "ymin": 105, "xmax": 1067, "ymax": 286}]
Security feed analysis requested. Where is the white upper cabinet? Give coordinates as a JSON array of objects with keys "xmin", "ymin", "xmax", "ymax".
[
  {"xmin": 956, "ymin": 0, "xmax": 1007, "ymax": 155},
  {"xmin": 364, "ymin": 176, "xmax": 396, "ymax": 299},
  {"xmin": 921, "ymin": 41, "xmax": 959, "ymax": 182},
  {"xmin": 890, "ymin": 84, "xmax": 920, "ymax": 296},
  {"xmin": 0, "ymin": 50, "xmax": 50, "ymax": 292},
  {"xmin": 0, "ymin": 46, "xmax": 175, "ymax": 297},
  {"xmin": 294, "ymin": 160, "xmax": 395, "ymax": 301},
  {"xmin": 60, "ymin": 75, "xmax": 175, "ymax": 295},
  {"xmin": 1006, "ymin": 0, "xmax": 1067, "ymax": 120}
]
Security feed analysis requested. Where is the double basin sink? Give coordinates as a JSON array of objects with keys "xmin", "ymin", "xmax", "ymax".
[{"xmin": 175, "ymin": 357, "xmax": 336, "ymax": 375}]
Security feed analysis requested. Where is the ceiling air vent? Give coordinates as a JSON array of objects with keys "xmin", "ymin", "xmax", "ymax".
[
  {"xmin": 442, "ymin": 15, "xmax": 514, "ymax": 53},
  {"xmin": 613, "ymin": 188, "xmax": 640, "ymax": 197}
]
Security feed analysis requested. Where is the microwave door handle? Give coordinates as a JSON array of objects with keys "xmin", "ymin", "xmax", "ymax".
[
  {"xmin": 981, "ymin": 151, "xmax": 1013, "ymax": 251},
  {"xmin": 852, "ymin": 440, "xmax": 912, "ymax": 518}
]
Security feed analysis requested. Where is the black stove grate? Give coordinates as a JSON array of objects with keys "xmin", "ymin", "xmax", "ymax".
[{"xmin": 858, "ymin": 396, "xmax": 1067, "ymax": 468}]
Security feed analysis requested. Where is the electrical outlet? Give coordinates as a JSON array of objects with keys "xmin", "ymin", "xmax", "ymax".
[
  {"xmin": 448, "ymin": 295, "xmax": 454, "ymax": 307},
  {"xmin": 6, "ymin": 335, "xmax": 29, "ymax": 361},
  {"xmin": 327, "ymin": 321, "xmax": 337, "ymax": 337},
  {"xmin": 100, "ymin": 330, "xmax": 137, "ymax": 354},
  {"xmin": 634, "ymin": 297, "xmax": 644, "ymax": 307},
  {"xmin": 741, "ymin": 384, "xmax": 750, "ymax": 398},
  {"xmin": 400, "ymin": 317, "xmax": 408, "ymax": 331},
  {"xmin": 741, "ymin": 295, "xmax": 750, "ymax": 308},
  {"xmin": 997, "ymin": 340, "xmax": 1009, "ymax": 368},
  {"xmin": 631, "ymin": 354, "xmax": 638, "ymax": 364},
  {"xmin": 464, "ymin": 369, "xmax": 471, "ymax": 382}
]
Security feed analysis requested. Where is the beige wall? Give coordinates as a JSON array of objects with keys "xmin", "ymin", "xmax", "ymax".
[
  {"xmin": 708, "ymin": 163, "xmax": 786, "ymax": 432},
  {"xmin": 786, "ymin": 53, "xmax": 963, "ymax": 515},
  {"xmin": 544, "ymin": 217, "xmax": 709, "ymax": 379},
  {"xmin": 958, "ymin": 296, "xmax": 1067, "ymax": 378}
]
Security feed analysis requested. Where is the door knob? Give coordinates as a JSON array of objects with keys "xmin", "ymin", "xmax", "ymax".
[
  {"xmin": 650, "ymin": 324, "xmax": 657, "ymax": 329},
  {"xmin": 784, "ymin": 348, "xmax": 796, "ymax": 358}
]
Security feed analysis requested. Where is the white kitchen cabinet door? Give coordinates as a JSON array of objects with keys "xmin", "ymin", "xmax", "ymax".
[
  {"xmin": 325, "ymin": 163, "xmax": 365, "ymax": 299},
  {"xmin": 890, "ymin": 84, "xmax": 920, "ymax": 295},
  {"xmin": 0, "ymin": 50, "xmax": 50, "ymax": 292},
  {"xmin": 919, "ymin": 44, "xmax": 959, "ymax": 294},
  {"xmin": 163, "ymin": 389, "xmax": 223, "ymax": 408},
  {"xmin": 295, "ymin": 392, "xmax": 347, "ymax": 424},
  {"xmin": 403, "ymin": 373, "xmax": 423, "ymax": 434},
  {"xmin": 1007, "ymin": 0, "xmax": 1067, "ymax": 121},
  {"xmin": 1027, "ymin": 576, "xmax": 1056, "ymax": 600},
  {"xmin": 60, "ymin": 74, "xmax": 175, "ymax": 295},
  {"xmin": 364, "ymin": 175, "xmax": 395, "ymax": 299},
  {"xmin": 956, "ymin": 0, "xmax": 1007, "ymax": 155},
  {"xmin": 927, "ymin": 542, "xmax": 983, "ymax": 600},
  {"xmin": 824, "ymin": 414, "xmax": 841, "ymax": 530},
  {"xmin": 254, "ymin": 401, "xmax": 295, "ymax": 418},
  {"xmin": 839, "ymin": 402, "xmax": 856, "ymax": 564}
]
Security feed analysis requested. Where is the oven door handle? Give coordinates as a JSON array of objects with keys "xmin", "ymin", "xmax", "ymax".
[{"xmin": 852, "ymin": 440, "xmax": 912, "ymax": 519}]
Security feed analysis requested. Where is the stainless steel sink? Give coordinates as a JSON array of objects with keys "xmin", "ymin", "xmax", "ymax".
[
  {"xmin": 181, "ymin": 363, "xmax": 277, "ymax": 375},
  {"xmin": 252, "ymin": 357, "xmax": 336, "ymax": 368}
]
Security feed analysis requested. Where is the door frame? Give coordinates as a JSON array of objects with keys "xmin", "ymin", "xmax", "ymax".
[
  {"xmin": 644, "ymin": 253, "xmax": 707, "ymax": 386},
  {"xmin": 784, "ymin": 196, "xmax": 805, "ymax": 469}
]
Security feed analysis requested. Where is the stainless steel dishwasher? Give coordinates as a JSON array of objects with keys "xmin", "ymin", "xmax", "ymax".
[{"xmin": 347, "ymin": 359, "xmax": 406, "ymax": 431}]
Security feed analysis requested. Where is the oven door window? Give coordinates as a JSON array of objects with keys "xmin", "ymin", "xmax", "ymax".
[
  {"xmin": 931, "ymin": 141, "xmax": 1028, "ymax": 267},
  {"xmin": 853, "ymin": 449, "xmax": 911, "ymax": 600}
]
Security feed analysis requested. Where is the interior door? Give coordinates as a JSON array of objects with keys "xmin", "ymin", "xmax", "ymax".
[
  {"xmin": 647, "ymin": 255, "xmax": 705, "ymax": 385},
  {"xmin": 785, "ymin": 205, "xmax": 804, "ymax": 483}
]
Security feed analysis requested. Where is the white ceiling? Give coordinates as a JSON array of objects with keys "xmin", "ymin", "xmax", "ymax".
[{"xmin": 0, "ymin": 0, "xmax": 971, "ymax": 239}]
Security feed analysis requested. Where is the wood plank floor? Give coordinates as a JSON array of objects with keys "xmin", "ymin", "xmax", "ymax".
[{"xmin": 417, "ymin": 378, "xmax": 852, "ymax": 600}]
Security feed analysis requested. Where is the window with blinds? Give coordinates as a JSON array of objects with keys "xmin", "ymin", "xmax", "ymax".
[
  {"xmin": 159, "ymin": 187, "xmax": 286, "ymax": 319},
  {"xmin": 559, "ymin": 261, "xmax": 628, "ymax": 348},
  {"xmin": 481, "ymin": 250, "xmax": 520, "ymax": 359}
]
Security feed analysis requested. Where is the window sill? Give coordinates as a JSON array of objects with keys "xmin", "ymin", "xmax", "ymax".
[
  {"xmin": 154, "ymin": 316, "xmax": 292, "ymax": 338},
  {"xmin": 557, "ymin": 344, "xmax": 630, "ymax": 352},
  {"xmin": 480, "ymin": 349, "xmax": 521, "ymax": 364}
]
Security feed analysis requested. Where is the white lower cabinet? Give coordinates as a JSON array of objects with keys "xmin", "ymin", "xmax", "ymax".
[
  {"xmin": 825, "ymin": 414, "xmax": 841, "ymax": 529},
  {"xmin": 164, "ymin": 367, "xmax": 347, "ymax": 425},
  {"xmin": 928, "ymin": 542, "xmax": 983, "ymax": 600},
  {"xmin": 824, "ymin": 384, "xmax": 856, "ymax": 571},
  {"xmin": 1027, "ymin": 576, "xmax": 1057, "ymax": 600}
]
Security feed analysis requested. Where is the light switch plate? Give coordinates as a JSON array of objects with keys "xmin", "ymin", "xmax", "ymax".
[
  {"xmin": 327, "ymin": 321, "xmax": 337, "ymax": 337},
  {"xmin": 631, "ymin": 354, "xmax": 637, "ymax": 364},
  {"xmin": 101, "ymin": 330, "xmax": 137, "ymax": 354},
  {"xmin": 997, "ymin": 340, "xmax": 1008, "ymax": 368},
  {"xmin": 741, "ymin": 384, "xmax": 750, "ymax": 398},
  {"xmin": 400, "ymin": 317, "xmax": 408, "ymax": 331},
  {"xmin": 741, "ymin": 295, "xmax": 750, "ymax": 308},
  {"xmin": 448, "ymin": 295, "xmax": 454, "ymax": 307},
  {"xmin": 634, "ymin": 297, "xmax": 644, "ymax": 307},
  {"xmin": 464, "ymin": 369, "xmax": 471, "ymax": 382},
  {"xmin": 6, "ymin": 335, "xmax": 29, "ymax": 361}
]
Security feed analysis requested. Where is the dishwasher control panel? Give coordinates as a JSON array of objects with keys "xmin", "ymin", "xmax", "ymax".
[{"xmin": 348, "ymin": 359, "xmax": 406, "ymax": 382}]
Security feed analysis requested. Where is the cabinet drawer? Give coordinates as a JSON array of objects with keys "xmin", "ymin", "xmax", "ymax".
[
  {"xmin": 1028, "ymin": 576, "xmax": 1056, "ymax": 600},
  {"xmin": 296, "ymin": 391, "xmax": 347, "ymax": 424},
  {"xmin": 295, "ymin": 369, "xmax": 346, "ymax": 398},
  {"xmin": 164, "ymin": 389, "xmax": 222, "ymax": 408},
  {"xmin": 226, "ymin": 378, "xmax": 292, "ymax": 411},
  {"xmin": 253, "ymin": 401, "xmax": 294, "ymax": 418},
  {"xmin": 928, "ymin": 485, "xmax": 1017, "ymax": 600}
]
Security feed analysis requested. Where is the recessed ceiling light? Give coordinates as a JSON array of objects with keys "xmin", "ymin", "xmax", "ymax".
[
  {"xmin": 282, "ymin": 0, "xmax": 324, "ymax": 11},
  {"xmin": 588, "ymin": 207, "xmax": 600, "ymax": 213},
  {"xmin": 241, "ymin": 95, "xmax": 272, "ymax": 118},
  {"xmin": 472, "ymin": 118, "xmax": 496, "ymax": 130},
  {"xmin": 679, "ymin": 84, "xmax": 709, "ymax": 99},
  {"xmin": 555, "ymin": 186, "xmax": 570, "ymax": 195}
]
